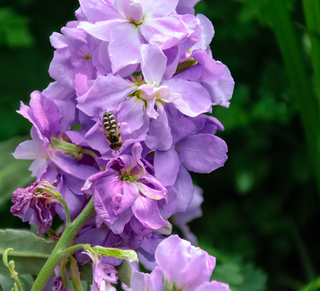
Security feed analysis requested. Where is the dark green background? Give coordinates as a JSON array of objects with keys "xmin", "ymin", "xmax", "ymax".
[{"xmin": 0, "ymin": 0, "xmax": 319, "ymax": 290}]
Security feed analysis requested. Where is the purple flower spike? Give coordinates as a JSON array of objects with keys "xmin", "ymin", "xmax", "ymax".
[
  {"xmin": 82, "ymin": 143, "xmax": 168, "ymax": 233},
  {"xmin": 11, "ymin": 179, "xmax": 60, "ymax": 235}
]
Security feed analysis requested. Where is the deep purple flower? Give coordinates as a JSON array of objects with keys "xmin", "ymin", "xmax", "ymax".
[
  {"xmin": 11, "ymin": 179, "xmax": 60, "ymax": 235},
  {"xmin": 78, "ymin": 0, "xmax": 190, "ymax": 72},
  {"xmin": 82, "ymin": 143, "xmax": 168, "ymax": 234}
]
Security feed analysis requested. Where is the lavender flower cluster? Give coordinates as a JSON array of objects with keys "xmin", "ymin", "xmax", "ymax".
[{"xmin": 10, "ymin": 0, "xmax": 234, "ymax": 290}]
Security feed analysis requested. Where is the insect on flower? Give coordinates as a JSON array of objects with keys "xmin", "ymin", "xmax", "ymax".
[{"xmin": 102, "ymin": 111, "xmax": 123, "ymax": 151}]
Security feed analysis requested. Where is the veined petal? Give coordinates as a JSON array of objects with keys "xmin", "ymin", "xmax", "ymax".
[
  {"xmin": 13, "ymin": 140, "xmax": 48, "ymax": 160},
  {"xmin": 77, "ymin": 74, "xmax": 136, "ymax": 117},
  {"xmin": 139, "ymin": 16, "xmax": 187, "ymax": 50},
  {"xmin": 132, "ymin": 196, "xmax": 167, "ymax": 229},
  {"xmin": 116, "ymin": 181, "xmax": 139, "ymax": 214},
  {"xmin": 140, "ymin": 0, "xmax": 179, "ymax": 18},
  {"xmin": 79, "ymin": 19, "xmax": 127, "ymax": 42},
  {"xmin": 109, "ymin": 23, "xmax": 144, "ymax": 73},
  {"xmin": 176, "ymin": 134, "xmax": 228, "ymax": 173},
  {"xmin": 29, "ymin": 159, "xmax": 48, "ymax": 178},
  {"xmin": 141, "ymin": 44, "xmax": 167, "ymax": 85},
  {"xmin": 164, "ymin": 79, "xmax": 211, "ymax": 117}
]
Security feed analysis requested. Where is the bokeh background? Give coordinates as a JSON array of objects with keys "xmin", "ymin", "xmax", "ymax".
[{"xmin": 0, "ymin": 0, "xmax": 319, "ymax": 290}]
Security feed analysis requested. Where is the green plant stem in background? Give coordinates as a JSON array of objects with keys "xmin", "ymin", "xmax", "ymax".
[
  {"xmin": 302, "ymin": 0, "xmax": 320, "ymax": 105},
  {"xmin": 30, "ymin": 197, "xmax": 95, "ymax": 291},
  {"xmin": 266, "ymin": 0, "xmax": 320, "ymax": 199}
]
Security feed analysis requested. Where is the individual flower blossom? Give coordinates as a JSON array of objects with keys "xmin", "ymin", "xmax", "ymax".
[
  {"xmin": 82, "ymin": 143, "xmax": 168, "ymax": 234},
  {"xmin": 12, "ymin": 91, "xmax": 98, "ymax": 219},
  {"xmin": 78, "ymin": 0, "xmax": 190, "ymax": 72},
  {"xmin": 10, "ymin": 179, "xmax": 61, "ymax": 235},
  {"xmin": 173, "ymin": 185, "xmax": 204, "ymax": 246},
  {"xmin": 49, "ymin": 21, "xmax": 101, "ymax": 97},
  {"xmin": 84, "ymin": 250, "xmax": 118, "ymax": 291},
  {"xmin": 126, "ymin": 235, "xmax": 231, "ymax": 291}
]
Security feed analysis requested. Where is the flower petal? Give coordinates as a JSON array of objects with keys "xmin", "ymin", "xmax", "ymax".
[
  {"xmin": 141, "ymin": 44, "xmax": 167, "ymax": 85},
  {"xmin": 140, "ymin": 0, "xmax": 179, "ymax": 18},
  {"xmin": 154, "ymin": 146, "xmax": 180, "ymax": 187},
  {"xmin": 132, "ymin": 196, "xmax": 167, "ymax": 229},
  {"xmin": 177, "ymin": 134, "xmax": 228, "ymax": 173},
  {"xmin": 109, "ymin": 22, "xmax": 144, "ymax": 72},
  {"xmin": 13, "ymin": 140, "xmax": 48, "ymax": 160}
]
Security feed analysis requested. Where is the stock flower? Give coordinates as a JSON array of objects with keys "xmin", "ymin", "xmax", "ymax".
[
  {"xmin": 127, "ymin": 235, "xmax": 231, "ymax": 291},
  {"xmin": 11, "ymin": 180, "xmax": 60, "ymax": 235},
  {"xmin": 78, "ymin": 0, "xmax": 189, "ymax": 72},
  {"xmin": 12, "ymin": 91, "xmax": 97, "ymax": 219},
  {"xmin": 84, "ymin": 250, "xmax": 118, "ymax": 291},
  {"xmin": 82, "ymin": 143, "xmax": 168, "ymax": 234}
]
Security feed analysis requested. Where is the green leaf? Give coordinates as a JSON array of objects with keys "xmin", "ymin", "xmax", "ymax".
[
  {"xmin": 115, "ymin": 260, "xmax": 132, "ymax": 287},
  {"xmin": 0, "ymin": 229, "xmax": 55, "ymax": 276},
  {"xmin": 211, "ymin": 264, "xmax": 244, "ymax": 286},
  {"xmin": 0, "ymin": 136, "xmax": 34, "ymax": 207},
  {"xmin": 0, "ymin": 8, "xmax": 34, "ymax": 47},
  {"xmin": 18, "ymin": 275, "xmax": 34, "ymax": 291},
  {"xmin": 237, "ymin": 264, "xmax": 267, "ymax": 291},
  {"xmin": 300, "ymin": 276, "xmax": 320, "ymax": 291},
  {"xmin": 0, "ymin": 273, "xmax": 13, "ymax": 291}
]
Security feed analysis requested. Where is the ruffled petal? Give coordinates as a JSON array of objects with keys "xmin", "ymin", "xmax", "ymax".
[
  {"xmin": 132, "ymin": 196, "xmax": 167, "ymax": 229},
  {"xmin": 176, "ymin": 134, "xmax": 228, "ymax": 173},
  {"xmin": 140, "ymin": 0, "xmax": 179, "ymax": 18}
]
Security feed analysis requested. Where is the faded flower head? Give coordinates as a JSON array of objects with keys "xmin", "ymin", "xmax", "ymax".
[{"xmin": 11, "ymin": 179, "xmax": 61, "ymax": 235}]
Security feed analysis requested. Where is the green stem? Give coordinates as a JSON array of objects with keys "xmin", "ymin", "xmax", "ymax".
[
  {"xmin": 31, "ymin": 197, "xmax": 95, "ymax": 291},
  {"xmin": 267, "ymin": 0, "xmax": 320, "ymax": 198},
  {"xmin": 58, "ymin": 197, "xmax": 71, "ymax": 227}
]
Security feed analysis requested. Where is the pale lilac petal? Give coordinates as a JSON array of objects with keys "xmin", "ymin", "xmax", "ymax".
[
  {"xmin": 141, "ymin": 44, "xmax": 167, "ymax": 85},
  {"xmin": 193, "ymin": 14, "xmax": 214, "ymax": 50},
  {"xmin": 111, "ymin": 207, "xmax": 133, "ymax": 234},
  {"xmin": 162, "ymin": 46, "xmax": 180, "ymax": 80},
  {"xmin": 160, "ymin": 186, "xmax": 178, "ymax": 219},
  {"xmin": 49, "ymin": 32, "xmax": 68, "ymax": 49},
  {"xmin": 176, "ymin": 0, "xmax": 201, "ymax": 15},
  {"xmin": 109, "ymin": 22, "xmax": 145, "ymax": 72},
  {"xmin": 164, "ymin": 79, "xmax": 211, "ymax": 116},
  {"xmin": 140, "ymin": 0, "xmax": 179, "ymax": 18},
  {"xmin": 173, "ymin": 165, "xmax": 193, "ymax": 213},
  {"xmin": 13, "ymin": 140, "xmax": 48, "ymax": 160},
  {"xmin": 195, "ymin": 281, "xmax": 231, "ymax": 291},
  {"xmin": 132, "ymin": 196, "xmax": 167, "ymax": 229},
  {"xmin": 79, "ymin": 0, "xmax": 122, "ymax": 22},
  {"xmin": 202, "ymin": 63, "xmax": 234, "ymax": 107},
  {"xmin": 145, "ymin": 103, "xmax": 172, "ymax": 151},
  {"xmin": 117, "ymin": 98, "xmax": 145, "ymax": 134},
  {"xmin": 79, "ymin": 19, "xmax": 126, "ymax": 42},
  {"xmin": 192, "ymin": 50, "xmax": 225, "ymax": 82},
  {"xmin": 76, "ymin": 74, "xmax": 135, "ymax": 117},
  {"xmin": 177, "ymin": 134, "xmax": 228, "ymax": 173},
  {"xmin": 139, "ymin": 16, "xmax": 187, "ymax": 50},
  {"xmin": 129, "ymin": 271, "xmax": 153, "ymax": 291},
  {"xmin": 127, "ymin": 1, "xmax": 144, "ymax": 23},
  {"xmin": 29, "ymin": 159, "xmax": 48, "ymax": 178},
  {"xmin": 85, "ymin": 120, "xmax": 111, "ymax": 154},
  {"xmin": 49, "ymin": 48, "xmax": 74, "ymax": 89},
  {"xmin": 42, "ymin": 81, "xmax": 75, "ymax": 101},
  {"xmin": 154, "ymin": 146, "xmax": 180, "ymax": 187}
]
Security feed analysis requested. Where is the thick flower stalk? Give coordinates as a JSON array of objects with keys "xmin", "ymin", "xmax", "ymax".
[{"xmin": 10, "ymin": 0, "xmax": 235, "ymax": 289}]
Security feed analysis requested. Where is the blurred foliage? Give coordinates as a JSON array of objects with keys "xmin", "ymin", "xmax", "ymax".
[{"xmin": 0, "ymin": 0, "xmax": 319, "ymax": 290}]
